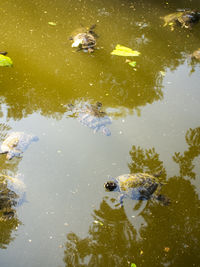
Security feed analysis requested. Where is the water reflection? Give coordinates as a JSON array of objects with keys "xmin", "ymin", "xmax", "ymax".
[
  {"xmin": 2, "ymin": 0, "xmax": 200, "ymax": 119},
  {"xmin": 64, "ymin": 200, "xmax": 136, "ymax": 267},
  {"xmin": 0, "ymin": 215, "xmax": 21, "ymax": 249},
  {"xmin": 0, "ymin": 124, "xmax": 22, "ymax": 248},
  {"xmin": 0, "ymin": 123, "xmax": 11, "ymax": 143},
  {"xmin": 128, "ymin": 145, "xmax": 167, "ymax": 179},
  {"xmin": 173, "ymin": 127, "xmax": 200, "ymax": 179},
  {"xmin": 63, "ymin": 126, "xmax": 200, "ymax": 267},
  {"xmin": 0, "ymin": 0, "xmax": 199, "ymax": 265},
  {"xmin": 66, "ymin": 100, "xmax": 112, "ymax": 136},
  {"xmin": 64, "ymin": 178, "xmax": 200, "ymax": 266}
]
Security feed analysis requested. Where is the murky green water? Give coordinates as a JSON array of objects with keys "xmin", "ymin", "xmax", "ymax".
[{"xmin": 0, "ymin": 0, "xmax": 200, "ymax": 266}]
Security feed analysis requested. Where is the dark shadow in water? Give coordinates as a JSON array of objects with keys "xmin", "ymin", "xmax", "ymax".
[{"xmin": 63, "ymin": 126, "xmax": 200, "ymax": 267}]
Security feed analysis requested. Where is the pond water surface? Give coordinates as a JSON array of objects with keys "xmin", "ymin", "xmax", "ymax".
[{"xmin": 0, "ymin": 0, "xmax": 200, "ymax": 266}]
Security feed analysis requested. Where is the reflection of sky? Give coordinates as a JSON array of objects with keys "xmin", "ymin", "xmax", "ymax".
[
  {"xmin": 123, "ymin": 200, "xmax": 147, "ymax": 238},
  {"xmin": 0, "ymin": 0, "xmax": 200, "ymax": 266}
]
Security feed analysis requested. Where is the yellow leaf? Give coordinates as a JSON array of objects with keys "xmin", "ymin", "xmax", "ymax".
[
  {"xmin": 48, "ymin": 21, "xmax": 57, "ymax": 26},
  {"xmin": 111, "ymin": 44, "xmax": 140, "ymax": 57}
]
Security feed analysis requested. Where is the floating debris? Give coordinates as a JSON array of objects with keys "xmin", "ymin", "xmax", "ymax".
[
  {"xmin": 48, "ymin": 21, "xmax": 57, "ymax": 26},
  {"xmin": 111, "ymin": 44, "xmax": 140, "ymax": 57},
  {"xmin": 164, "ymin": 247, "xmax": 170, "ymax": 252},
  {"xmin": 0, "ymin": 54, "xmax": 13, "ymax": 67},
  {"xmin": 111, "ymin": 45, "xmax": 140, "ymax": 69}
]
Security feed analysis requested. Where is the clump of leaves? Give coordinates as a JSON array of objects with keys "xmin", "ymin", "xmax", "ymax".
[{"xmin": 0, "ymin": 54, "xmax": 13, "ymax": 67}]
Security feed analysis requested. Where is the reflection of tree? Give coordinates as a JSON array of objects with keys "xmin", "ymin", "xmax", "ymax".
[
  {"xmin": 0, "ymin": 125, "xmax": 22, "ymax": 249},
  {"xmin": 0, "ymin": 217, "xmax": 20, "ymax": 249},
  {"xmin": 173, "ymin": 127, "xmax": 200, "ymax": 179},
  {"xmin": 1, "ymin": 0, "xmax": 200, "ymax": 120},
  {"xmin": 63, "ymin": 131, "xmax": 200, "ymax": 266},
  {"xmin": 128, "ymin": 145, "xmax": 167, "ymax": 179},
  {"xmin": 64, "ymin": 200, "xmax": 137, "ymax": 267},
  {"xmin": 140, "ymin": 176, "xmax": 200, "ymax": 267},
  {"xmin": 64, "ymin": 177, "xmax": 200, "ymax": 266},
  {"xmin": 0, "ymin": 123, "xmax": 11, "ymax": 142}
]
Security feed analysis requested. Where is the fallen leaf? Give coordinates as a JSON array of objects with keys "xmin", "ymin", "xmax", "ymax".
[
  {"xmin": 111, "ymin": 44, "xmax": 140, "ymax": 57},
  {"xmin": 131, "ymin": 263, "xmax": 136, "ymax": 267},
  {"xmin": 128, "ymin": 61, "xmax": 137, "ymax": 67},
  {"xmin": 0, "ymin": 54, "xmax": 13, "ymax": 67},
  {"xmin": 48, "ymin": 21, "xmax": 57, "ymax": 26}
]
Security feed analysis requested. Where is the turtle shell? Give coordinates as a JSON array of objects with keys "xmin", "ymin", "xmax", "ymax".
[
  {"xmin": 105, "ymin": 172, "xmax": 170, "ymax": 206},
  {"xmin": 70, "ymin": 25, "xmax": 97, "ymax": 52},
  {"xmin": 191, "ymin": 48, "xmax": 200, "ymax": 60},
  {"xmin": 67, "ymin": 102, "xmax": 111, "ymax": 136},
  {"xmin": 116, "ymin": 173, "xmax": 159, "ymax": 198},
  {"xmin": 163, "ymin": 11, "xmax": 184, "ymax": 26},
  {"xmin": 1, "ymin": 132, "xmax": 39, "ymax": 160},
  {"xmin": 0, "ymin": 174, "xmax": 26, "ymax": 220},
  {"xmin": 162, "ymin": 10, "xmax": 200, "ymax": 29},
  {"xmin": 104, "ymin": 172, "xmax": 171, "ymax": 206}
]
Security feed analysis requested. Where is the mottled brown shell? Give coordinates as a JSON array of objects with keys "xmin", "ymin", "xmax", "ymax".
[{"xmin": 117, "ymin": 173, "xmax": 159, "ymax": 192}]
